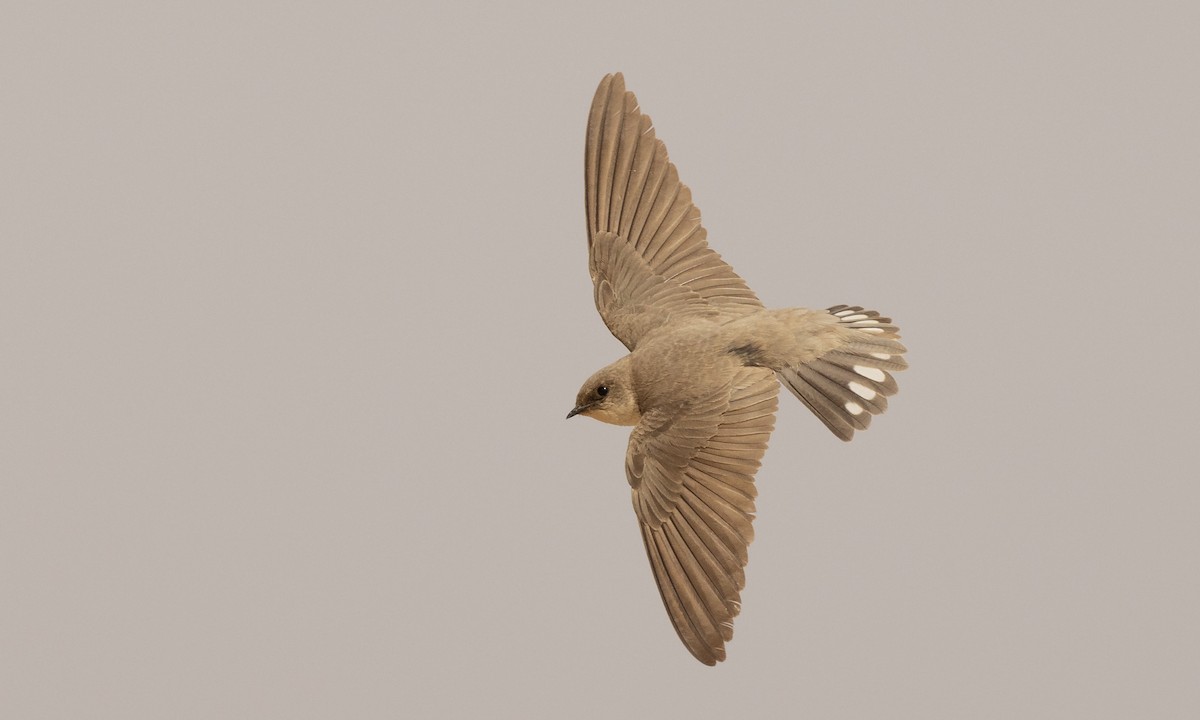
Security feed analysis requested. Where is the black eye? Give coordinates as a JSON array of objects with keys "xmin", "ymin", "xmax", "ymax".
[{"xmin": 597, "ymin": 385, "xmax": 609, "ymax": 397}]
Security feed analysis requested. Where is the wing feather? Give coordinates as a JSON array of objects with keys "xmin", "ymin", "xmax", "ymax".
[
  {"xmin": 626, "ymin": 368, "xmax": 779, "ymax": 664},
  {"xmin": 663, "ymin": 521, "xmax": 728, "ymax": 644},
  {"xmin": 585, "ymin": 73, "xmax": 763, "ymax": 349},
  {"xmin": 642, "ymin": 526, "xmax": 712, "ymax": 663}
]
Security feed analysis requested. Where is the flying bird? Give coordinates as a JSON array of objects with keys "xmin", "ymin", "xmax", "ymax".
[{"xmin": 567, "ymin": 73, "xmax": 908, "ymax": 665}]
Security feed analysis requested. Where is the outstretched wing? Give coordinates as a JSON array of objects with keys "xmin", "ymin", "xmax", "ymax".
[
  {"xmin": 625, "ymin": 367, "xmax": 779, "ymax": 665},
  {"xmin": 585, "ymin": 73, "xmax": 762, "ymax": 350}
]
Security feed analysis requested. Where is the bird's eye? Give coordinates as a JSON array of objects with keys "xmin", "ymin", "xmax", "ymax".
[{"xmin": 597, "ymin": 385, "xmax": 609, "ymax": 397}]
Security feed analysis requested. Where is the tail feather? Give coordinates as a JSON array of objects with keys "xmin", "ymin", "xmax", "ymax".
[
  {"xmin": 776, "ymin": 305, "xmax": 908, "ymax": 441},
  {"xmin": 826, "ymin": 305, "xmax": 902, "ymax": 338},
  {"xmin": 778, "ymin": 367, "xmax": 861, "ymax": 440}
]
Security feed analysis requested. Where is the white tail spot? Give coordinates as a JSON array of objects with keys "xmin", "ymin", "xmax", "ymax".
[
  {"xmin": 845, "ymin": 401, "xmax": 865, "ymax": 415},
  {"xmin": 860, "ymin": 327, "xmax": 885, "ymax": 334},
  {"xmin": 870, "ymin": 353, "xmax": 892, "ymax": 360},
  {"xmin": 848, "ymin": 381, "xmax": 876, "ymax": 400},
  {"xmin": 854, "ymin": 365, "xmax": 886, "ymax": 382},
  {"xmin": 842, "ymin": 314, "xmax": 868, "ymax": 322},
  {"xmin": 850, "ymin": 319, "xmax": 880, "ymax": 325},
  {"xmin": 834, "ymin": 309, "xmax": 857, "ymax": 317}
]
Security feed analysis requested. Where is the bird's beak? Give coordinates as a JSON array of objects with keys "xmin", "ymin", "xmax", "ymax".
[{"xmin": 565, "ymin": 404, "xmax": 589, "ymax": 419}]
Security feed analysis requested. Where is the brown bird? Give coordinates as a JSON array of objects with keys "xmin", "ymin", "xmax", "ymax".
[{"xmin": 567, "ymin": 73, "xmax": 908, "ymax": 665}]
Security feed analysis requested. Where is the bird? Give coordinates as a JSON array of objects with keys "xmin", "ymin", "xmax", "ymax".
[{"xmin": 566, "ymin": 73, "xmax": 909, "ymax": 666}]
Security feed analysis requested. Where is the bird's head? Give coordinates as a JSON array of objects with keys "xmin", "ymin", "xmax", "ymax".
[{"xmin": 567, "ymin": 356, "xmax": 640, "ymax": 426}]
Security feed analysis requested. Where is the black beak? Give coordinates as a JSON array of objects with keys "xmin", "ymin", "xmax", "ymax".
[{"xmin": 565, "ymin": 406, "xmax": 583, "ymax": 419}]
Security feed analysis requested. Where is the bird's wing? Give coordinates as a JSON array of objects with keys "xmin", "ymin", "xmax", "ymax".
[
  {"xmin": 625, "ymin": 367, "xmax": 779, "ymax": 665},
  {"xmin": 585, "ymin": 73, "xmax": 763, "ymax": 350}
]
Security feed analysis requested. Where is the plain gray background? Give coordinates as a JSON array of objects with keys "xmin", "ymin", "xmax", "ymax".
[{"xmin": 3, "ymin": 2, "xmax": 1198, "ymax": 718}]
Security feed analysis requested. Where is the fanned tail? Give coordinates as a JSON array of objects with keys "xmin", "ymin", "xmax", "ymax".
[{"xmin": 776, "ymin": 306, "xmax": 908, "ymax": 441}]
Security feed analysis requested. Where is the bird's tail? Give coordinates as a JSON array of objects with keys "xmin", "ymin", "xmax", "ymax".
[{"xmin": 772, "ymin": 305, "xmax": 908, "ymax": 441}]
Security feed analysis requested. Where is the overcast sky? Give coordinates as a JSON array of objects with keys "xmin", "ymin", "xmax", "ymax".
[{"xmin": 3, "ymin": 2, "xmax": 1198, "ymax": 718}]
